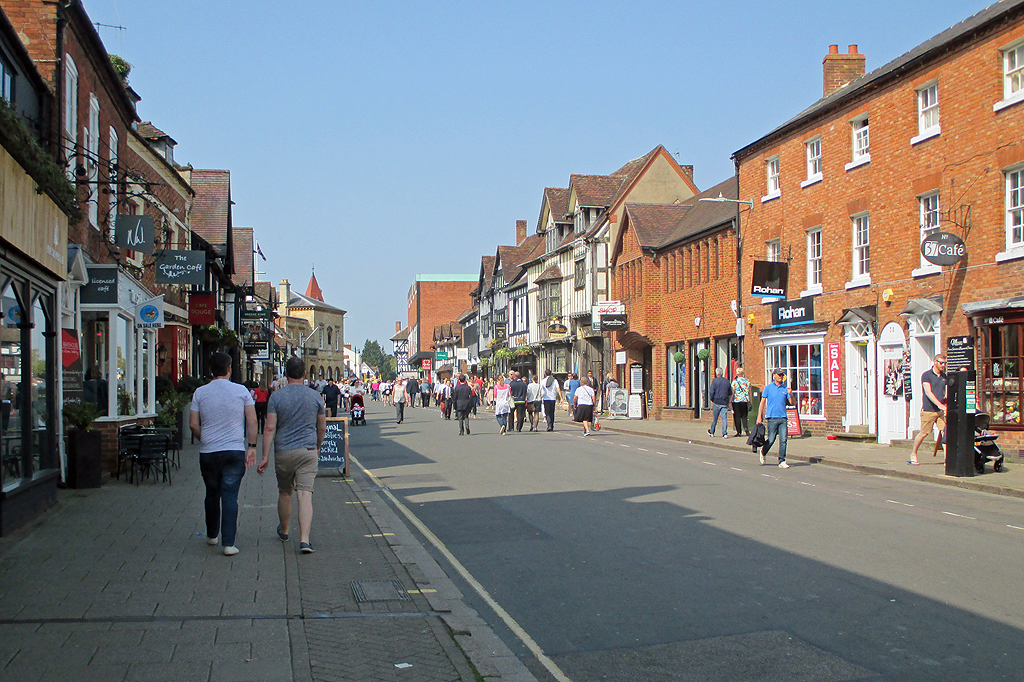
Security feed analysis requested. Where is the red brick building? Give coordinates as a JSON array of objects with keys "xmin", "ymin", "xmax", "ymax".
[
  {"xmin": 735, "ymin": 0, "xmax": 1024, "ymax": 449},
  {"xmin": 405, "ymin": 275, "xmax": 477, "ymax": 373}
]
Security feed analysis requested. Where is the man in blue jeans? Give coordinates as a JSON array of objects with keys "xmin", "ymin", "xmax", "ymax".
[
  {"xmin": 707, "ymin": 367, "xmax": 732, "ymax": 437},
  {"xmin": 757, "ymin": 368, "xmax": 795, "ymax": 469},
  {"xmin": 190, "ymin": 352, "xmax": 258, "ymax": 555}
]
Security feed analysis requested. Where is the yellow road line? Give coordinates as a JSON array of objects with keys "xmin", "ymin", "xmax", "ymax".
[{"xmin": 365, "ymin": 533, "xmax": 395, "ymax": 538}]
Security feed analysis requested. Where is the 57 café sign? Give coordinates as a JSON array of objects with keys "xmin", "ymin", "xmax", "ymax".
[{"xmin": 920, "ymin": 231, "xmax": 966, "ymax": 266}]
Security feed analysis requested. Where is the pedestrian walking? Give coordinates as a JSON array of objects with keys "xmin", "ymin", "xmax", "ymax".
[
  {"xmin": 258, "ymin": 357, "xmax": 326, "ymax": 554},
  {"xmin": 407, "ymin": 377, "xmax": 419, "ymax": 408},
  {"xmin": 494, "ymin": 376, "xmax": 511, "ymax": 435},
  {"xmin": 189, "ymin": 352, "xmax": 258, "ymax": 556},
  {"xmin": 573, "ymin": 377, "xmax": 597, "ymax": 435},
  {"xmin": 394, "ymin": 378, "xmax": 407, "ymax": 423},
  {"xmin": 566, "ymin": 373, "xmax": 580, "ymax": 419},
  {"xmin": 731, "ymin": 367, "xmax": 751, "ymax": 437},
  {"xmin": 757, "ymin": 368, "xmax": 795, "ymax": 468},
  {"xmin": 440, "ymin": 378, "xmax": 453, "ymax": 419},
  {"xmin": 708, "ymin": 367, "xmax": 732, "ymax": 438},
  {"xmin": 322, "ymin": 378, "xmax": 341, "ymax": 418},
  {"xmin": 253, "ymin": 382, "xmax": 270, "ymax": 433},
  {"xmin": 540, "ymin": 369, "xmax": 561, "ymax": 432},
  {"xmin": 509, "ymin": 371, "xmax": 528, "ymax": 432},
  {"xmin": 526, "ymin": 374, "xmax": 542, "ymax": 431},
  {"xmin": 910, "ymin": 354, "xmax": 947, "ymax": 465},
  {"xmin": 420, "ymin": 379, "xmax": 432, "ymax": 407},
  {"xmin": 453, "ymin": 374, "xmax": 474, "ymax": 435}
]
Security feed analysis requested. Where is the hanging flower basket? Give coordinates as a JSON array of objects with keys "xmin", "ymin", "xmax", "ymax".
[
  {"xmin": 673, "ymin": 351, "xmax": 685, "ymax": 364},
  {"xmin": 513, "ymin": 345, "xmax": 532, "ymax": 357},
  {"xmin": 696, "ymin": 348, "xmax": 711, "ymax": 361},
  {"xmin": 494, "ymin": 347, "xmax": 514, "ymax": 362}
]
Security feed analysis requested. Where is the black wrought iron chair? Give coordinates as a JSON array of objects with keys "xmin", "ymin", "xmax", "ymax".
[
  {"xmin": 132, "ymin": 433, "xmax": 172, "ymax": 485},
  {"xmin": 117, "ymin": 426, "xmax": 145, "ymax": 482},
  {"xmin": 148, "ymin": 427, "xmax": 180, "ymax": 470}
]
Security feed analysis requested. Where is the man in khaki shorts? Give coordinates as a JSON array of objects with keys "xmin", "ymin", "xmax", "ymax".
[
  {"xmin": 259, "ymin": 357, "xmax": 326, "ymax": 553},
  {"xmin": 910, "ymin": 354, "xmax": 947, "ymax": 465}
]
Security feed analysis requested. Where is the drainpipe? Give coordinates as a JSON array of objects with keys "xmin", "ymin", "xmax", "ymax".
[{"xmin": 733, "ymin": 157, "xmax": 744, "ymax": 366}]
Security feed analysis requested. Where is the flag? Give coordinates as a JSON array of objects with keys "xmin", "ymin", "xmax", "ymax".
[{"xmin": 255, "ymin": 242, "xmax": 267, "ymax": 261}]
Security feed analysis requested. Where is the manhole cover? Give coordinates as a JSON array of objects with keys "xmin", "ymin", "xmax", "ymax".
[{"xmin": 351, "ymin": 580, "xmax": 410, "ymax": 602}]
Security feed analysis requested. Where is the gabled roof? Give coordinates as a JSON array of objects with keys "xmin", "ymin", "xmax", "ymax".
[
  {"xmin": 287, "ymin": 290, "xmax": 345, "ymax": 314},
  {"xmin": 734, "ymin": 0, "xmax": 1024, "ymax": 159},
  {"xmin": 305, "ymin": 271, "xmax": 324, "ymax": 302},
  {"xmin": 570, "ymin": 174, "xmax": 627, "ymax": 208},
  {"xmin": 137, "ymin": 122, "xmax": 176, "ymax": 145},
  {"xmin": 499, "ymin": 233, "xmax": 544, "ymax": 288},
  {"xmin": 535, "ymin": 263, "xmax": 563, "ymax": 283},
  {"xmin": 457, "ymin": 305, "xmax": 479, "ymax": 323},
  {"xmin": 190, "ymin": 169, "xmax": 232, "ymax": 258},
  {"xmin": 254, "ymin": 281, "xmax": 273, "ymax": 305},
  {"xmin": 231, "ymin": 227, "xmax": 254, "ymax": 288},
  {"xmin": 391, "ymin": 326, "xmax": 411, "ymax": 342},
  {"xmin": 537, "ymin": 187, "xmax": 571, "ymax": 230},
  {"xmin": 660, "ymin": 176, "xmax": 738, "ymax": 248},
  {"xmin": 479, "ymin": 255, "xmax": 496, "ymax": 292}
]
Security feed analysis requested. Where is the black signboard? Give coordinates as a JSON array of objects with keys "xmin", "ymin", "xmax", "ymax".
[
  {"xmin": 921, "ymin": 231, "xmax": 966, "ymax": 266},
  {"xmin": 771, "ymin": 296, "xmax": 815, "ymax": 328},
  {"xmin": 946, "ymin": 336, "xmax": 975, "ymax": 373},
  {"xmin": 600, "ymin": 314, "xmax": 629, "ymax": 331},
  {"xmin": 493, "ymin": 322, "xmax": 507, "ymax": 341},
  {"xmin": 115, "ymin": 215, "xmax": 156, "ymax": 254},
  {"xmin": 751, "ymin": 260, "xmax": 788, "ymax": 298},
  {"xmin": 318, "ymin": 417, "xmax": 349, "ymax": 476},
  {"xmin": 81, "ymin": 265, "xmax": 118, "ymax": 304},
  {"xmin": 155, "ymin": 250, "xmax": 206, "ymax": 285}
]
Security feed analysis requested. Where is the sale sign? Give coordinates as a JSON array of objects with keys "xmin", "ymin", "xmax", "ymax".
[{"xmin": 827, "ymin": 342, "xmax": 842, "ymax": 396}]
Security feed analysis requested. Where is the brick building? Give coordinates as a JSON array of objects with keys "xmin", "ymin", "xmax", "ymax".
[
  {"xmin": 734, "ymin": 0, "xmax": 1024, "ymax": 449},
  {"xmin": 405, "ymin": 274, "xmax": 476, "ymax": 375}
]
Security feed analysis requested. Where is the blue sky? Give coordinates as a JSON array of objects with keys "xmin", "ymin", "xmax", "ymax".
[{"xmin": 82, "ymin": 0, "xmax": 991, "ymax": 350}]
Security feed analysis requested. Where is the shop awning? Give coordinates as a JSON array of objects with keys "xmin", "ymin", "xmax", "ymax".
[
  {"xmin": 899, "ymin": 295, "xmax": 943, "ymax": 316},
  {"xmin": 407, "ymin": 351, "xmax": 433, "ymax": 365},
  {"xmin": 962, "ymin": 296, "xmax": 1024, "ymax": 315},
  {"xmin": 836, "ymin": 305, "xmax": 877, "ymax": 326}
]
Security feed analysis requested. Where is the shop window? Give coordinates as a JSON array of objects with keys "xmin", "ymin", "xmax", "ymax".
[
  {"xmin": 978, "ymin": 322, "xmax": 1022, "ymax": 426},
  {"xmin": 30, "ymin": 296, "xmax": 52, "ymax": 475},
  {"xmin": 1, "ymin": 282, "xmax": 22, "ymax": 488},
  {"xmin": 116, "ymin": 314, "xmax": 133, "ymax": 415},
  {"xmin": 765, "ymin": 342, "xmax": 824, "ymax": 418},
  {"xmin": 666, "ymin": 344, "xmax": 687, "ymax": 408}
]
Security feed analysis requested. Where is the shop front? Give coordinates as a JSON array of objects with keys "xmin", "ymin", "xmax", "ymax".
[
  {"xmin": 967, "ymin": 302, "xmax": 1024, "ymax": 447},
  {"xmin": 900, "ymin": 297, "xmax": 943, "ymax": 438},
  {"xmin": 837, "ymin": 306, "xmax": 877, "ymax": 434},
  {"xmin": 761, "ymin": 324, "xmax": 828, "ymax": 424}
]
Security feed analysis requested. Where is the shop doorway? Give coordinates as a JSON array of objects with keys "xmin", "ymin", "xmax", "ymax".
[
  {"xmin": 908, "ymin": 315, "xmax": 939, "ymax": 436},
  {"xmin": 690, "ymin": 339, "xmax": 710, "ymax": 412},
  {"xmin": 877, "ymin": 322, "xmax": 908, "ymax": 444}
]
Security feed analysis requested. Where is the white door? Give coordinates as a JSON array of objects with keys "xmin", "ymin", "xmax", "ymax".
[
  {"xmin": 846, "ymin": 341, "xmax": 871, "ymax": 428},
  {"xmin": 910, "ymin": 334, "xmax": 936, "ymax": 435},
  {"xmin": 877, "ymin": 322, "xmax": 908, "ymax": 444}
]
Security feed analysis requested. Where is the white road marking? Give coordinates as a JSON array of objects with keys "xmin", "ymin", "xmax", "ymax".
[
  {"xmin": 761, "ymin": 473, "xmax": 774, "ymax": 478},
  {"xmin": 679, "ymin": 456, "xmax": 690, "ymax": 460},
  {"xmin": 657, "ymin": 452, "xmax": 668, "ymax": 456},
  {"xmin": 702, "ymin": 461, "xmax": 717, "ymax": 466},
  {"xmin": 799, "ymin": 482, "xmax": 814, "ymax": 486},
  {"xmin": 730, "ymin": 467, "xmax": 744, "ymax": 472},
  {"xmin": 1008, "ymin": 525, "xmax": 1024, "ymax": 531},
  {"xmin": 637, "ymin": 448, "xmax": 649, "ymax": 452},
  {"xmin": 942, "ymin": 511, "xmax": 978, "ymax": 520},
  {"xmin": 620, "ymin": 444, "xmax": 631, "ymax": 448}
]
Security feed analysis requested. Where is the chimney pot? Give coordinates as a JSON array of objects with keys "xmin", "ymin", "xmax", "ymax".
[
  {"xmin": 828, "ymin": 44, "xmax": 839, "ymax": 54},
  {"xmin": 848, "ymin": 44, "xmax": 858, "ymax": 54},
  {"xmin": 822, "ymin": 43, "xmax": 866, "ymax": 97},
  {"xmin": 396, "ymin": 321, "xmax": 401, "ymax": 332}
]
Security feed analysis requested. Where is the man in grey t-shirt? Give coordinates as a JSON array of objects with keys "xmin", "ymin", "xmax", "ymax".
[{"xmin": 259, "ymin": 357, "xmax": 326, "ymax": 554}]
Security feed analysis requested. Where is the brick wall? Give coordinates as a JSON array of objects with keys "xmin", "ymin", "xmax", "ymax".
[{"xmin": 412, "ymin": 280, "xmax": 476, "ymax": 355}]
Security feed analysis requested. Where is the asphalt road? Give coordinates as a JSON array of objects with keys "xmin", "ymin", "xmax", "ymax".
[{"xmin": 350, "ymin": 399, "xmax": 1024, "ymax": 682}]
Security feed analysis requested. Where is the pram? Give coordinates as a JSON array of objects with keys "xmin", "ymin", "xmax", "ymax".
[
  {"xmin": 973, "ymin": 413, "xmax": 1004, "ymax": 474},
  {"xmin": 350, "ymin": 394, "xmax": 366, "ymax": 426}
]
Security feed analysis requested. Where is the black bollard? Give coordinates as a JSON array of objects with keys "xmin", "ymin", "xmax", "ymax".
[{"xmin": 944, "ymin": 371, "xmax": 975, "ymax": 477}]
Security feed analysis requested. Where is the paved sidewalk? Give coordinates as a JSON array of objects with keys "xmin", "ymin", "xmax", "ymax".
[
  {"xmin": 555, "ymin": 410, "xmax": 1024, "ymax": 499},
  {"xmin": 0, "ymin": 435, "xmax": 537, "ymax": 682}
]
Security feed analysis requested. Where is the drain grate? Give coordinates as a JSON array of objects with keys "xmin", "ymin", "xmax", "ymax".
[{"xmin": 351, "ymin": 579, "xmax": 411, "ymax": 602}]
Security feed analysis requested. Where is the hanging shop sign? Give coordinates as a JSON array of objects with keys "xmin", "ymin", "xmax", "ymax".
[
  {"xmin": 240, "ymin": 307, "xmax": 270, "ymax": 352},
  {"xmin": 422, "ymin": 359, "xmax": 432, "ymax": 371},
  {"xmin": 80, "ymin": 265, "xmax": 119, "ymax": 305},
  {"xmin": 188, "ymin": 293, "xmax": 217, "ymax": 325},
  {"xmin": 115, "ymin": 215, "xmax": 156, "ymax": 254},
  {"xmin": 547, "ymin": 318, "xmax": 569, "ymax": 340},
  {"xmin": 920, "ymin": 231, "xmax": 966, "ymax": 266},
  {"xmin": 600, "ymin": 314, "xmax": 629, "ymax": 332},
  {"xmin": 946, "ymin": 336, "xmax": 975, "ymax": 373},
  {"xmin": 751, "ymin": 260, "xmax": 788, "ymax": 298},
  {"xmin": 135, "ymin": 295, "xmax": 165, "ymax": 329},
  {"xmin": 493, "ymin": 322, "xmax": 507, "ymax": 341},
  {"xmin": 62, "ymin": 329, "xmax": 83, "ymax": 405},
  {"xmin": 827, "ymin": 342, "xmax": 842, "ymax": 396},
  {"xmin": 155, "ymin": 250, "xmax": 206, "ymax": 285},
  {"xmin": 771, "ymin": 296, "xmax": 815, "ymax": 328}
]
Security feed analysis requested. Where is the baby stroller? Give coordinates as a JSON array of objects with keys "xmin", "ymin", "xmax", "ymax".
[
  {"xmin": 350, "ymin": 394, "xmax": 366, "ymax": 426},
  {"xmin": 974, "ymin": 413, "xmax": 1004, "ymax": 474}
]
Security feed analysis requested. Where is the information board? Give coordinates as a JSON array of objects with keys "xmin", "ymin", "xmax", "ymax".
[
  {"xmin": 629, "ymin": 362, "xmax": 644, "ymax": 394},
  {"xmin": 786, "ymin": 406, "xmax": 802, "ymax": 436},
  {"xmin": 317, "ymin": 417, "xmax": 349, "ymax": 476},
  {"xmin": 946, "ymin": 336, "xmax": 975, "ymax": 373},
  {"xmin": 627, "ymin": 393, "xmax": 644, "ymax": 419},
  {"xmin": 608, "ymin": 388, "xmax": 629, "ymax": 418}
]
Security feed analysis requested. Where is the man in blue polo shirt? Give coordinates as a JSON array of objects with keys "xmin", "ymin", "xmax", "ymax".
[{"xmin": 757, "ymin": 368, "xmax": 795, "ymax": 469}]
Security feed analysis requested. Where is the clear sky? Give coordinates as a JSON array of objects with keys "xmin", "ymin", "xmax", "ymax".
[{"xmin": 81, "ymin": 0, "xmax": 992, "ymax": 350}]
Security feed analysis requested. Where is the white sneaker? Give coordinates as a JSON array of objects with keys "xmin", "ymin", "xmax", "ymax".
[
  {"xmin": 207, "ymin": 535, "xmax": 219, "ymax": 546},
  {"xmin": 223, "ymin": 546, "xmax": 239, "ymax": 556},
  {"xmin": 499, "ymin": 425, "xmax": 506, "ymax": 435},
  {"xmin": 759, "ymin": 452, "xmax": 766, "ymax": 465},
  {"xmin": 778, "ymin": 461, "xmax": 790, "ymax": 469}
]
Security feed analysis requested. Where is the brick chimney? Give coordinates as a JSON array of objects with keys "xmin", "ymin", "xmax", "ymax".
[
  {"xmin": 823, "ymin": 44, "xmax": 866, "ymax": 97},
  {"xmin": 515, "ymin": 220, "xmax": 527, "ymax": 246},
  {"xmin": 395, "ymin": 321, "xmax": 401, "ymax": 332}
]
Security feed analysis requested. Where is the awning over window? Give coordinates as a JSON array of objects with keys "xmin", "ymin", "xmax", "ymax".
[
  {"xmin": 836, "ymin": 305, "xmax": 877, "ymax": 326},
  {"xmin": 962, "ymin": 296, "xmax": 1024, "ymax": 316},
  {"xmin": 899, "ymin": 295, "xmax": 943, "ymax": 317}
]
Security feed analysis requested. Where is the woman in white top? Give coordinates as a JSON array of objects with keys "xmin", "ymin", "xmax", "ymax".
[
  {"xmin": 573, "ymin": 377, "xmax": 597, "ymax": 436},
  {"xmin": 493, "ymin": 376, "xmax": 512, "ymax": 435}
]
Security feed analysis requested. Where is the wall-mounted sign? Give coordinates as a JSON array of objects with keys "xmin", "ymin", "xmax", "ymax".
[
  {"xmin": 422, "ymin": 359, "xmax": 432, "ymax": 371},
  {"xmin": 456, "ymin": 347, "xmax": 469, "ymax": 361},
  {"xmin": 81, "ymin": 265, "xmax": 119, "ymax": 305},
  {"xmin": 135, "ymin": 295, "xmax": 165, "ymax": 329},
  {"xmin": 595, "ymin": 300, "xmax": 625, "ymax": 315},
  {"xmin": 188, "ymin": 293, "xmax": 217, "ymax": 325},
  {"xmin": 771, "ymin": 296, "xmax": 815, "ymax": 328},
  {"xmin": 493, "ymin": 322, "xmax": 507, "ymax": 341},
  {"xmin": 547, "ymin": 318, "xmax": 569, "ymax": 340},
  {"xmin": 946, "ymin": 335, "xmax": 975, "ymax": 373},
  {"xmin": 600, "ymin": 314, "xmax": 628, "ymax": 332},
  {"xmin": 827, "ymin": 342, "xmax": 842, "ymax": 396},
  {"xmin": 155, "ymin": 250, "xmax": 206, "ymax": 285},
  {"xmin": 751, "ymin": 261, "xmax": 788, "ymax": 298},
  {"xmin": 921, "ymin": 231, "xmax": 966, "ymax": 266},
  {"xmin": 115, "ymin": 215, "xmax": 156, "ymax": 254},
  {"xmin": 629, "ymin": 362, "xmax": 644, "ymax": 395}
]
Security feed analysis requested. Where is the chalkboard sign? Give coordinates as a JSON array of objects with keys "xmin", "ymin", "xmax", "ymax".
[
  {"xmin": 946, "ymin": 336, "xmax": 975, "ymax": 373},
  {"xmin": 318, "ymin": 417, "xmax": 349, "ymax": 476}
]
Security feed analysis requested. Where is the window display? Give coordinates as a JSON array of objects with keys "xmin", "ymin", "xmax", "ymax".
[
  {"xmin": 978, "ymin": 320, "xmax": 1022, "ymax": 426},
  {"xmin": 765, "ymin": 342, "xmax": 824, "ymax": 418}
]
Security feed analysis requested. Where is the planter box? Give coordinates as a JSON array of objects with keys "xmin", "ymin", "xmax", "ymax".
[{"xmin": 66, "ymin": 429, "xmax": 103, "ymax": 489}]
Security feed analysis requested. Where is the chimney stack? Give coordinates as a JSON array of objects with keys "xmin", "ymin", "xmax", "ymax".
[
  {"xmin": 278, "ymin": 279, "xmax": 291, "ymax": 314},
  {"xmin": 516, "ymin": 220, "xmax": 527, "ymax": 246},
  {"xmin": 396, "ymin": 321, "xmax": 401, "ymax": 333},
  {"xmin": 823, "ymin": 44, "xmax": 866, "ymax": 97}
]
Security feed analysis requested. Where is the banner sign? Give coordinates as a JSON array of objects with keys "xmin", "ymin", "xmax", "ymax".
[
  {"xmin": 62, "ymin": 329, "xmax": 83, "ymax": 406},
  {"xmin": 827, "ymin": 342, "xmax": 842, "ymax": 396},
  {"xmin": 115, "ymin": 215, "xmax": 156, "ymax": 254},
  {"xmin": 946, "ymin": 336, "xmax": 975, "ymax": 373},
  {"xmin": 188, "ymin": 293, "xmax": 217, "ymax": 325},
  {"xmin": 81, "ymin": 265, "xmax": 118, "ymax": 305},
  {"xmin": 921, "ymin": 231, "xmax": 966, "ymax": 266},
  {"xmin": 608, "ymin": 387, "xmax": 628, "ymax": 418},
  {"xmin": 135, "ymin": 296, "xmax": 165, "ymax": 329},
  {"xmin": 600, "ymin": 314, "xmax": 629, "ymax": 332},
  {"xmin": 771, "ymin": 296, "xmax": 815, "ymax": 328},
  {"xmin": 751, "ymin": 261, "xmax": 788, "ymax": 298},
  {"xmin": 155, "ymin": 250, "xmax": 206, "ymax": 285}
]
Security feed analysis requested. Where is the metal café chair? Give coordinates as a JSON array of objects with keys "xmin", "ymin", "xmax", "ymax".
[
  {"xmin": 131, "ymin": 432, "xmax": 172, "ymax": 485},
  {"xmin": 117, "ymin": 426, "xmax": 145, "ymax": 482}
]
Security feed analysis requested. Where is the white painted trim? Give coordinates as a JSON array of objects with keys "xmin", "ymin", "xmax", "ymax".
[
  {"xmin": 760, "ymin": 190, "xmax": 781, "ymax": 204},
  {"xmin": 800, "ymin": 175, "xmax": 822, "ymax": 189},
  {"xmin": 845, "ymin": 156, "xmax": 871, "ymax": 172},
  {"xmin": 910, "ymin": 128, "xmax": 940, "ymax": 145},
  {"xmin": 799, "ymin": 285, "xmax": 823, "ymax": 298},
  {"xmin": 911, "ymin": 265, "xmax": 940, "ymax": 278},
  {"xmin": 845, "ymin": 276, "xmax": 871, "ymax": 289},
  {"xmin": 995, "ymin": 247, "xmax": 1024, "ymax": 263}
]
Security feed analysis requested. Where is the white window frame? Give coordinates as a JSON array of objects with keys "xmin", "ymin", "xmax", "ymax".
[
  {"xmin": 846, "ymin": 115, "xmax": 870, "ymax": 171},
  {"xmin": 802, "ymin": 137, "xmax": 822, "ymax": 188},
  {"xmin": 998, "ymin": 167, "xmax": 1024, "ymax": 262},
  {"xmin": 995, "ymin": 40, "xmax": 1024, "ymax": 112},
  {"xmin": 63, "ymin": 55, "xmax": 79, "ymax": 180},
  {"xmin": 912, "ymin": 81, "xmax": 940, "ymax": 144},
  {"xmin": 87, "ymin": 93, "xmax": 100, "ymax": 228},
  {"xmin": 847, "ymin": 213, "xmax": 871, "ymax": 288},
  {"xmin": 912, "ymin": 192, "xmax": 942, "ymax": 277},
  {"xmin": 802, "ymin": 227, "xmax": 822, "ymax": 297},
  {"xmin": 762, "ymin": 155, "xmax": 781, "ymax": 202},
  {"xmin": 0, "ymin": 57, "xmax": 12, "ymax": 103},
  {"xmin": 761, "ymin": 333, "xmax": 827, "ymax": 420},
  {"xmin": 107, "ymin": 126, "xmax": 118, "ymax": 242},
  {"xmin": 766, "ymin": 239, "xmax": 781, "ymax": 263}
]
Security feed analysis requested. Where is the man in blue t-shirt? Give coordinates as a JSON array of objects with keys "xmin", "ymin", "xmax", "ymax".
[{"xmin": 757, "ymin": 368, "xmax": 795, "ymax": 469}]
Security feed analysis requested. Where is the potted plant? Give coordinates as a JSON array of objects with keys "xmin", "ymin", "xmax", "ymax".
[
  {"xmin": 63, "ymin": 402, "xmax": 102, "ymax": 488},
  {"xmin": 696, "ymin": 348, "xmax": 711, "ymax": 362},
  {"xmin": 155, "ymin": 389, "xmax": 189, "ymax": 448}
]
